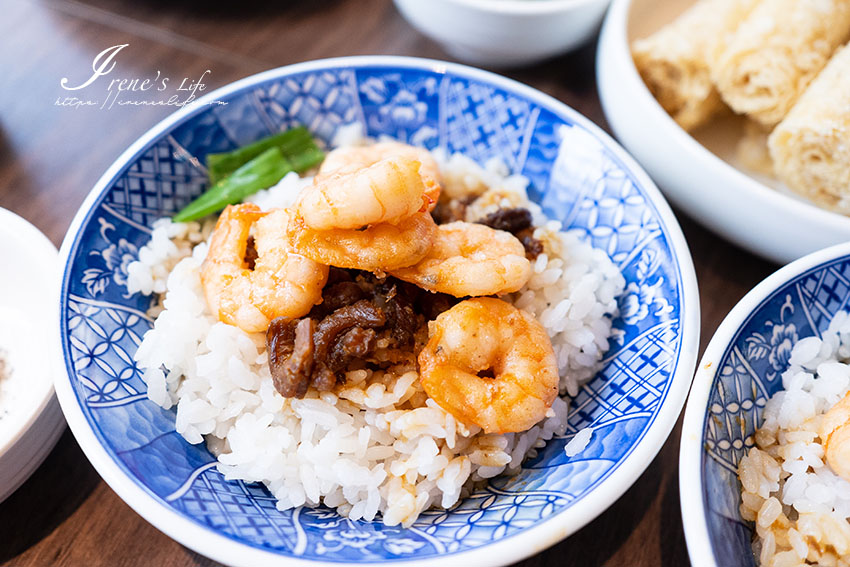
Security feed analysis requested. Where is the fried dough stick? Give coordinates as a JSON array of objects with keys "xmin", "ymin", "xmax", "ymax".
[
  {"xmin": 769, "ymin": 44, "xmax": 850, "ymax": 214},
  {"xmin": 713, "ymin": 0, "xmax": 850, "ymax": 128},
  {"xmin": 631, "ymin": 0, "xmax": 758, "ymax": 131}
]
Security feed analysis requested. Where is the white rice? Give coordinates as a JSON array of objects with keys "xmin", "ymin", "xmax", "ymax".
[
  {"xmin": 565, "ymin": 426, "xmax": 594, "ymax": 457},
  {"xmin": 128, "ymin": 142, "xmax": 624, "ymax": 527},
  {"xmin": 739, "ymin": 311, "xmax": 850, "ymax": 566}
]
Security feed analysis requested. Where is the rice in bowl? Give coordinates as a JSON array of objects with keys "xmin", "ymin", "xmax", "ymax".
[
  {"xmin": 128, "ymin": 137, "xmax": 625, "ymax": 527},
  {"xmin": 739, "ymin": 311, "xmax": 850, "ymax": 566}
]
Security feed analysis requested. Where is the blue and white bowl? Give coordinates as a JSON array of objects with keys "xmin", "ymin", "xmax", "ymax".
[
  {"xmin": 54, "ymin": 56, "xmax": 699, "ymax": 566},
  {"xmin": 680, "ymin": 242, "xmax": 850, "ymax": 567}
]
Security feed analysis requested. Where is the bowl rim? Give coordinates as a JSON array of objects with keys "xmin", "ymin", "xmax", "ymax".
[
  {"xmin": 599, "ymin": 0, "xmax": 850, "ymax": 253},
  {"xmin": 53, "ymin": 54, "xmax": 700, "ymax": 567},
  {"xmin": 0, "ymin": 208, "xmax": 59, "ymax": 457},
  {"xmin": 400, "ymin": 0, "xmax": 609, "ymax": 15},
  {"xmin": 678, "ymin": 240, "xmax": 850, "ymax": 567}
]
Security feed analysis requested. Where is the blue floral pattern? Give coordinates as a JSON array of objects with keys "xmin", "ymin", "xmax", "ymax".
[
  {"xmin": 743, "ymin": 295, "xmax": 798, "ymax": 377},
  {"xmin": 58, "ymin": 61, "xmax": 691, "ymax": 562},
  {"xmin": 80, "ymin": 217, "xmax": 140, "ymax": 297},
  {"xmin": 701, "ymin": 257, "xmax": 850, "ymax": 567}
]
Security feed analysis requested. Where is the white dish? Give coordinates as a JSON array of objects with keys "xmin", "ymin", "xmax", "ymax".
[
  {"xmin": 596, "ymin": 0, "xmax": 850, "ymax": 264},
  {"xmin": 393, "ymin": 0, "xmax": 612, "ymax": 67},
  {"xmin": 0, "ymin": 208, "xmax": 64, "ymax": 503}
]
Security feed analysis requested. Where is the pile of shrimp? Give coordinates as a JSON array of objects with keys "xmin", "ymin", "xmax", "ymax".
[{"xmin": 199, "ymin": 141, "xmax": 559, "ymax": 435}]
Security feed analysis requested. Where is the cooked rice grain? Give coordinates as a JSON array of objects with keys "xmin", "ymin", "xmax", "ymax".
[{"xmin": 739, "ymin": 311, "xmax": 850, "ymax": 566}]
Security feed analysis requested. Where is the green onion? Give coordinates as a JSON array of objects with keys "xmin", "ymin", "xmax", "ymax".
[
  {"xmin": 174, "ymin": 147, "xmax": 294, "ymax": 222},
  {"xmin": 287, "ymin": 145, "xmax": 325, "ymax": 173},
  {"xmin": 173, "ymin": 127, "xmax": 325, "ymax": 222},
  {"xmin": 206, "ymin": 126, "xmax": 319, "ymax": 184}
]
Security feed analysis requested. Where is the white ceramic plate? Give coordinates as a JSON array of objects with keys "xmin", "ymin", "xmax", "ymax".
[
  {"xmin": 0, "ymin": 208, "xmax": 65, "ymax": 503},
  {"xmin": 597, "ymin": 0, "xmax": 850, "ymax": 265}
]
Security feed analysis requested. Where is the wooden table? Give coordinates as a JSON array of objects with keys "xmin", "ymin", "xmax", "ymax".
[{"xmin": 0, "ymin": 0, "xmax": 778, "ymax": 565}]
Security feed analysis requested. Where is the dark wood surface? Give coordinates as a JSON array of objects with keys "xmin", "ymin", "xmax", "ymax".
[{"xmin": 0, "ymin": 0, "xmax": 778, "ymax": 565}]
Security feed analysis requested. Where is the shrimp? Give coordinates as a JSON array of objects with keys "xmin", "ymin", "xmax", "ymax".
[
  {"xmin": 819, "ymin": 392, "xmax": 850, "ymax": 481},
  {"xmin": 418, "ymin": 298, "xmax": 559, "ymax": 434},
  {"xmin": 389, "ymin": 221, "xmax": 531, "ymax": 297},
  {"xmin": 317, "ymin": 141, "xmax": 441, "ymax": 208},
  {"xmin": 287, "ymin": 211, "xmax": 438, "ymax": 273},
  {"xmin": 201, "ymin": 204, "xmax": 329, "ymax": 333},
  {"xmin": 296, "ymin": 156, "xmax": 434, "ymax": 231}
]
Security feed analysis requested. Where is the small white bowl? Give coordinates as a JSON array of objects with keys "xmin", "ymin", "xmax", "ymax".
[
  {"xmin": 597, "ymin": 0, "xmax": 850, "ymax": 264},
  {"xmin": 0, "ymin": 208, "xmax": 64, "ymax": 503},
  {"xmin": 393, "ymin": 0, "xmax": 613, "ymax": 67}
]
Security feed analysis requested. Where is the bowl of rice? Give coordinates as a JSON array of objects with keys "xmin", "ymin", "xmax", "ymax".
[
  {"xmin": 681, "ymin": 241, "xmax": 850, "ymax": 567},
  {"xmin": 54, "ymin": 56, "xmax": 699, "ymax": 566}
]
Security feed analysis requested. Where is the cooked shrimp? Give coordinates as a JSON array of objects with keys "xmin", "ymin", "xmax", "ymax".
[
  {"xmin": 418, "ymin": 298, "xmax": 559, "ymax": 434},
  {"xmin": 296, "ymin": 156, "xmax": 433, "ymax": 231},
  {"xmin": 201, "ymin": 204, "xmax": 328, "ymax": 333},
  {"xmin": 389, "ymin": 221, "xmax": 531, "ymax": 297},
  {"xmin": 317, "ymin": 141, "xmax": 441, "ymax": 208},
  {"xmin": 287, "ymin": 211, "xmax": 438, "ymax": 273},
  {"xmin": 819, "ymin": 392, "xmax": 850, "ymax": 481}
]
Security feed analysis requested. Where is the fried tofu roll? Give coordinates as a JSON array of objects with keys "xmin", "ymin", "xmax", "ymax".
[
  {"xmin": 631, "ymin": 0, "xmax": 758, "ymax": 131},
  {"xmin": 737, "ymin": 119, "xmax": 773, "ymax": 176},
  {"xmin": 768, "ymin": 44, "xmax": 850, "ymax": 214},
  {"xmin": 713, "ymin": 0, "xmax": 850, "ymax": 128}
]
